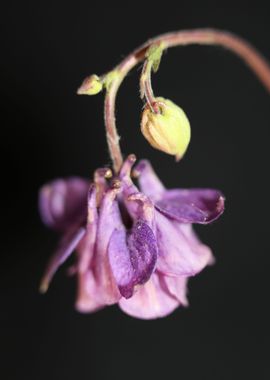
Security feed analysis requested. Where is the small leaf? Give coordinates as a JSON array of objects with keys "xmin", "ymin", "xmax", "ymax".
[{"xmin": 146, "ymin": 43, "xmax": 164, "ymax": 72}]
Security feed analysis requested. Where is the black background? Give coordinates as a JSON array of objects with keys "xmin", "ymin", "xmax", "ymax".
[{"xmin": 1, "ymin": 3, "xmax": 270, "ymax": 380}]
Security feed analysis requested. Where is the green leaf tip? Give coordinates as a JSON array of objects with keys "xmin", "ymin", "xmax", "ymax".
[{"xmin": 146, "ymin": 43, "xmax": 165, "ymax": 72}]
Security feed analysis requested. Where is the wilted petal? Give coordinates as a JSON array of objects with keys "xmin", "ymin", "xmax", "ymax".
[
  {"xmin": 40, "ymin": 226, "xmax": 86, "ymax": 293},
  {"xmin": 162, "ymin": 275, "xmax": 189, "ymax": 306},
  {"xmin": 179, "ymin": 223, "xmax": 215, "ymax": 265},
  {"xmin": 135, "ymin": 160, "xmax": 165, "ymax": 201},
  {"xmin": 94, "ymin": 186, "xmax": 123, "ymax": 304},
  {"xmin": 77, "ymin": 185, "xmax": 98, "ymax": 273},
  {"xmin": 39, "ymin": 177, "xmax": 89, "ymax": 231},
  {"xmin": 156, "ymin": 212, "xmax": 212, "ymax": 277},
  {"xmin": 119, "ymin": 154, "xmax": 138, "ymax": 198},
  {"xmin": 119, "ymin": 273, "xmax": 180, "ymax": 319},
  {"xmin": 94, "ymin": 167, "xmax": 112, "ymax": 206},
  {"xmin": 108, "ymin": 220, "xmax": 158, "ymax": 298},
  {"xmin": 119, "ymin": 154, "xmax": 136, "ymax": 178},
  {"xmin": 120, "ymin": 158, "xmax": 157, "ymax": 229},
  {"xmin": 156, "ymin": 189, "xmax": 225, "ymax": 224},
  {"xmin": 76, "ymin": 270, "xmax": 104, "ymax": 313},
  {"xmin": 125, "ymin": 191, "xmax": 155, "ymax": 226}
]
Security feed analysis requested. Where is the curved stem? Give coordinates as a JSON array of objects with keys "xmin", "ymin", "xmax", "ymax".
[
  {"xmin": 104, "ymin": 84, "xmax": 123, "ymax": 173},
  {"xmin": 140, "ymin": 60, "xmax": 158, "ymax": 113},
  {"xmin": 104, "ymin": 28, "xmax": 270, "ymax": 173}
]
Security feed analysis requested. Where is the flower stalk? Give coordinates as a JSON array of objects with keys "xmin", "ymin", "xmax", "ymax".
[
  {"xmin": 78, "ymin": 29, "xmax": 270, "ymax": 173},
  {"xmin": 140, "ymin": 59, "xmax": 157, "ymax": 113},
  {"xmin": 140, "ymin": 43, "xmax": 164, "ymax": 113}
]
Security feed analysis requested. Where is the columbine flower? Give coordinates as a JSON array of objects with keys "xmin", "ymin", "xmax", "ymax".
[
  {"xmin": 39, "ymin": 155, "xmax": 224, "ymax": 319},
  {"xmin": 39, "ymin": 29, "xmax": 270, "ymax": 318}
]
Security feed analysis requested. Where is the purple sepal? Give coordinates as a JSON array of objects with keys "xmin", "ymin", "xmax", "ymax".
[
  {"xmin": 76, "ymin": 271, "xmax": 105, "ymax": 313},
  {"xmin": 39, "ymin": 177, "xmax": 89, "ymax": 231},
  {"xmin": 134, "ymin": 159, "xmax": 165, "ymax": 201},
  {"xmin": 162, "ymin": 275, "xmax": 189, "ymax": 306},
  {"xmin": 40, "ymin": 226, "xmax": 86, "ymax": 293},
  {"xmin": 94, "ymin": 186, "xmax": 123, "ymax": 304},
  {"xmin": 156, "ymin": 189, "xmax": 225, "ymax": 224},
  {"xmin": 156, "ymin": 212, "xmax": 213, "ymax": 277}
]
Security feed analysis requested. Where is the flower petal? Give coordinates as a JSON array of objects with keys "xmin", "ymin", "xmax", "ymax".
[
  {"xmin": 108, "ymin": 220, "xmax": 158, "ymax": 298},
  {"xmin": 40, "ymin": 226, "xmax": 86, "ymax": 293},
  {"xmin": 178, "ymin": 223, "xmax": 215, "ymax": 266},
  {"xmin": 94, "ymin": 167, "xmax": 112, "ymax": 206},
  {"xmin": 156, "ymin": 212, "xmax": 213, "ymax": 277},
  {"xmin": 94, "ymin": 186, "xmax": 123, "ymax": 304},
  {"xmin": 162, "ymin": 275, "xmax": 189, "ymax": 306},
  {"xmin": 75, "ymin": 185, "xmax": 105, "ymax": 313},
  {"xmin": 119, "ymin": 154, "xmax": 138, "ymax": 198},
  {"xmin": 135, "ymin": 160, "xmax": 165, "ymax": 201},
  {"xmin": 155, "ymin": 189, "xmax": 225, "ymax": 224},
  {"xmin": 39, "ymin": 177, "xmax": 89, "ymax": 231},
  {"xmin": 125, "ymin": 192, "xmax": 155, "ymax": 225},
  {"xmin": 119, "ymin": 273, "xmax": 180, "ymax": 319},
  {"xmin": 76, "ymin": 270, "xmax": 105, "ymax": 313},
  {"xmin": 77, "ymin": 185, "xmax": 98, "ymax": 273}
]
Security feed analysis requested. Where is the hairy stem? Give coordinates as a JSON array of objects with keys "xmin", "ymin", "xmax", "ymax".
[
  {"xmin": 140, "ymin": 60, "xmax": 157, "ymax": 113},
  {"xmin": 104, "ymin": 28, "xmax": 270, "ymax": 173}
]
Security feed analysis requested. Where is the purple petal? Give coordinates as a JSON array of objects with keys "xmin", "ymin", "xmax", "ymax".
[
  {"xmin": 94, "ymin": 186, "xmax": 123, "ymax": 304},
  {"xmin": 108, "ymin": 220, "xmax": 158, "ymax": 298},
  {"xmin": 162, "ymin": 275, "xmax": 189, "ymax": 306},
  {"xmin": 76, "ymin": 270, "xmax": 105, "ymax": 313},
  {"xmin": 76, "ymin": 185, "xmax": 110, "ymax": 313},
  {"xmin": 119, "ymin": 157, "xmax": 158, "ymax": 229},
  {"xmin": 178, "ymin": 223, "xmax": 215, "ymax": 266},
  {"xmin": 135, "ymin": 160, "xmax": 165, "ymax": 201},
  {"xmin": 119, "ymin": 272, "xmax": 180, "ymax": 319},
  {"xmin": 119, "ymin": 154, "xmax": 137, "ymax": 181},
  {"xmin": 155, "ymin": 189, "xmax": 225, "ymax": 224},
  {"xmin": 156, "ymin": 212, "xmax": 213, "ymax": 277},
  {"xmin": 119, "ymin": 155, "xmax": 139, "ymax": 200},
  {"xmin": 39, "ymin": 177, "xmax": 89, "ymax": 231},
  {"xmin": 77, "ymin": 185, "xmax": 98, "ymax": 273},
  {"xmin": 94, "ymin": 167, "xmax": 112, "ymax": 206},
  {"xmin": 125, "ymin": 192, "xmax": 155, "ymax": 226},
  {"xmin": 40, "ymin": 226, "xmax": 86, "ymax": 293}
]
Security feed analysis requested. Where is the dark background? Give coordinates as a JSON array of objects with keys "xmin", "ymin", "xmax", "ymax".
[{"xmin": 1, "ymin": 2, "xmax": 270, "ymax": 379}]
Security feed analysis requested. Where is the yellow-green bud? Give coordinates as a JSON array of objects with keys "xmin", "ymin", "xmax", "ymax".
[
  {"xmin": 141, "ymin": 97, "xmax": 191, "ymax": 160},
  {"xmin": 77, "ymin": 74, "xmax": 103, "ymax": 95}
]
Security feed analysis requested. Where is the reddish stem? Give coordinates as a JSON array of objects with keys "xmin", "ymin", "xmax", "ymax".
[{"xmin": 105, "ymin": 29, "xmax": 270, "ymax": 173}]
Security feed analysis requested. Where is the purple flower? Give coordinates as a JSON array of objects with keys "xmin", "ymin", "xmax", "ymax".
[{"xmin": 39, "ymin": 155, "xmax": 224, "ymax": 319}]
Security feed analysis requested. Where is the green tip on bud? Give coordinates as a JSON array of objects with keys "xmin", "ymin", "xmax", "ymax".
[
  {"xmin": 141, "ymin": 97, "xmax": 191, "ymax": 160},
  {"xmin": 146, "ymin": 43, "xmax": 165, "ymax": 72},
  {"xmin": 77, "ymin": 74, "xmax": 103, "ymax": 95}
]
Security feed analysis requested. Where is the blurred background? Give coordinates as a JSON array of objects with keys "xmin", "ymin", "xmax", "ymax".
[{"xmin": 1, "ymin": 2, "xmax": 270, "ymax": 379}]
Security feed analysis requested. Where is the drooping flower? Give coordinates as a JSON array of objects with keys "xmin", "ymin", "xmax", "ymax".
[{"xmin": 39, "ymin": 155, "xmax": 224, "ymax": 319}]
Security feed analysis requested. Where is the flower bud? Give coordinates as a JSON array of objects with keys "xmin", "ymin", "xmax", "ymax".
[
  {"xmin": 77, "ymin": 74, "xmax": 103, "ymax": 95},
  {"xmin": 141, "ymin": 97, "xmax": 191, "ymax": 160}
]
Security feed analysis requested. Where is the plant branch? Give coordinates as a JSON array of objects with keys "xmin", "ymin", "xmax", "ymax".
[{"xmin": 103, "ymin": 29, "xmax": 270, "ymax": 173}]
